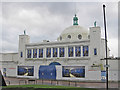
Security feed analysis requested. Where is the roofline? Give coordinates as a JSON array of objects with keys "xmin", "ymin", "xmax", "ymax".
[
  {"xmin": 0, "ymin": 53, "xmax": 18, "ymax": 54},
  {"xmin": 26, "ymin": 39, "xmax": 90, "ymax": 47}
]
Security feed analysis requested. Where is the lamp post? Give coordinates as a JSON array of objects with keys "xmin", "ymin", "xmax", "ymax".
[{"xmin": 103, "ymin": 5, "xmax": 108, "ymax": 90}]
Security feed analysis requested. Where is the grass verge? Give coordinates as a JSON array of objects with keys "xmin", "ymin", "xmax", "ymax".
[{"xmin": 2, "ymin": 85, "xmax": 98, "ymax": 90}]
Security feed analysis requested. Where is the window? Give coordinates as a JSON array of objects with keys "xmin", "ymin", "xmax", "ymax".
[
  {"xmin": 39, "ymin": 49, "xmax": 43, "ymax": 58},
  {"xmin": 83, "ymin": 46, "xmax": 89, "ymax": 56},
  {"xmin": 68, "ymin": 47, "xmax": 73, "ymax": 57},
  {"xmin": 59, "ymin": 47, "xmax": 64, "ymax": 57},
  {"xmin": 75, "ymin": 46, "xmax": 81, "ymax": 57},
  {"xmin": 67, "ymin": 35, "xmax": 71, "ymax": 39},
  {"xmin": 46, "ymin": 48, "xmax": 51, "ymax": 58},
  {"xmin": 78, "ymin": 34, "xmax": 82, "ymax": 39},
  {"xmin": 20, "ymin": 52, "xmax": 23, "ymax": 57},
  {"xmin": 94, "ymin": 48, "xmax": 97, "ymax": 55},
  {"xmin": 33, "ymin": 49, "xmax": 37, "ymax": 58},
  {"xmin": 27, "ymin": 49, "xmax": 31, "ymax": 58},
  {"xmin": 53, "ymin": 48, "xmax": 57, "ymax": 57}
]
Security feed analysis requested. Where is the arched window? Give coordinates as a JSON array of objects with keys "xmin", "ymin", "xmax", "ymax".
[{"xmin": 49, "ymin": 62, "xmax": 61, "ymax": 66}]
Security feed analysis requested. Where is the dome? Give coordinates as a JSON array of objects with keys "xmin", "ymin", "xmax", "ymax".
[
  {"xmin": 57, "ymin": 14, "xmax": 89, "ymax": 41},
  {"xmin": 57, "ymin": 25, "xmax": 89, "ymax": 41}
]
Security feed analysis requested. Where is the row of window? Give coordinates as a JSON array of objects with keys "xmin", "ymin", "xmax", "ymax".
[
  {"xmin": 60, "ymin": 34, "xmax": 90, "ymax": 41},
  {"xmin": 26, "ymin": 46, "xmax": 89, "ymax": 59}
]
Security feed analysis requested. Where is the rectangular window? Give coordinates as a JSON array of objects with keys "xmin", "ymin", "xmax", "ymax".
[
  {"xmin": 53, "ymin": 48, "xmax": 57, "ymax": 57},
  {"xmin": 27, "ymin": 49, "xmax": 31, "ymax": 58},
  {"xmin": 33, "ymin": 49, "xmax": 37, "ymax": 58},
  {"xmin": 68, "ymin": 47, "xmax": 73, "ymax": 57},
  {"xmin": 39, "ymin": 49, "xmax": 43, "ymax": 58},
  {"xmin": 46, "ymin": 48, "xmax": 51, "ymax": 58},
  {"xmin": 94, "ymin": 48, "xmax": 97, "ymax": 55},
  {"xmin": 75, "ymin": 46, "xmax": 81, "ymax": 57},
  {"xmin": 59, "ymin": 47, "xmax": 64, "ymax": 57},
  {"xmin": 83, "ymin": 46, "xmax": 89, "ymax": 56},
  {"xmin": 20, "ymin": 52, "xmax": 23, "ymax": 57}
]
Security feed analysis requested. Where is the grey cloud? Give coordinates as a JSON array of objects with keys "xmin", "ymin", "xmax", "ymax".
[{"xmin": 1, "ymin": 2, "xmax": 118, "ymax": 57}]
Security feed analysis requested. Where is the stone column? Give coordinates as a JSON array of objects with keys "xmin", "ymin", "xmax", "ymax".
[
  {"xmin": 37, "ymin": 49, "xmax": 39, "ymax": 58},
  {"xmin": 31, "ymin": 49, "xmax": 33, "ymax": 58},
  {"xmin": 65, "ymin": 46, "xmax": 68, "ymax": 58},
  {"xmin": 88, "ymin": 46, "xmax": 90, "ymax": 57},
  {"xmin": 51, "ymin": 48, "xmax": 53, "ymax": 58},
  {"xmin": 43, "ymin": 48, "xmax": 46, "ymax": 58},
  {"xmin": 73, "ymin": 46, "xmax": 75, "ymax": 57},
  {"xmin": 57, "ymin": 47, "xmax": 59, "ymax": 57},
  {"xmin": 26, "ymin": 49, "xmax": 27, "ymax": 58},
  {"xmin": 81, "ymin": 46, "xmax": 83, "ymax": 57}
]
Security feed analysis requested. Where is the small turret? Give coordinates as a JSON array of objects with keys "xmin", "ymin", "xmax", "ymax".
[{"xmin": 18, "ymin": 30, "xmax": 30, "ymax": 64}]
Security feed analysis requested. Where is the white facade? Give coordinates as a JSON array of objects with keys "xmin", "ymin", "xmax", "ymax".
[{"xmin": 0, "ymin": 15, "xmax": 119, "ymax": 81}]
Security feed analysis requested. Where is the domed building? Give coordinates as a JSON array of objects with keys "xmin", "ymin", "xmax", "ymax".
[{"xmin": 0, "ymin": 15, "xmax": 118, "ymax": 82}]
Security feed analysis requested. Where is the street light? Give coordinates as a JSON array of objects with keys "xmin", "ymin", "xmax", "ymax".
[{"xmin": 103, "ymin": 5, "xmax": 108, "ymax": 90}]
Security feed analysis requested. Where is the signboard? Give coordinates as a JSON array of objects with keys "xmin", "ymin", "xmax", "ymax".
[{"xmin": 101, "ymin": 71, "xmax": 106, "ymax": 81}]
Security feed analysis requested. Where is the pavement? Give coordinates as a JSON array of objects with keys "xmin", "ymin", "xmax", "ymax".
[{"xmin": 3, "ymin": 77, "xmax": 119, "ymax": 89}]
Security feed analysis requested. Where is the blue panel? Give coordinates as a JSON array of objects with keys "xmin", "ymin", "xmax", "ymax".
[
  {"xmin": 101, "ymin": 71, "xmax": 106, "ymax": 81},
  {"xmin": 39, "ymin": 65, "xmax": 56, "ymax": 80}
]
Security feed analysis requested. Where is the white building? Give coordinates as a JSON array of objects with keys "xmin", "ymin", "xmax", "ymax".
[{"xmin": 0, "ymin": 15, "xmax": 119, "ymax": 81}]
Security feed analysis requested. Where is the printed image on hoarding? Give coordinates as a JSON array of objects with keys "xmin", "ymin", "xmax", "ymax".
[
  {"xmin": 18, "ymin": 66, "xmax": 34, "ymax": 76},
  {"xmin": 62, "ymin": 66, "xmax": 85, "ymax": 78}
]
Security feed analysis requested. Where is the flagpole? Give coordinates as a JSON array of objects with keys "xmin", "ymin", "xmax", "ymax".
[{"xmin": 103, "ymin": 4, "xmax": 108, "ymax": 90}]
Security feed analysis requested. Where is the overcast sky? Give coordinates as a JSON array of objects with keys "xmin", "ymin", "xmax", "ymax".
[{"xmin": 0, "ymin": 2, "xmax": 118, "ymax": 57}]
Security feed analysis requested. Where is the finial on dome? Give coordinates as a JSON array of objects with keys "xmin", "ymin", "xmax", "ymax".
[
  {"xmin": 94, "ymin": 21, "xmax": 97, "ymax": 27},
  {"xmin": 24, "ymin": 30, "xmax": 26, "ymax": 35},
  {"xmin": 73, "ymin": 14, "xmax": 78, "ymax": 25}
]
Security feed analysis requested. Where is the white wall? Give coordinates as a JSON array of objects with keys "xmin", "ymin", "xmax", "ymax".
[
  {"xmin": 89, "ymin": 26, "xmax": 101, "ymax": 66},
  {"xmin": 1, "ymin": 53, "xmax": 18, "ymax": 62},
  {"xmin": 56, "ymin": 66, "xmax": 62, "ymax": 80},
  {"xmin": 102, "ymin": 60, "xmax": 118, "ymax": 81},
  {"xmin": 2, "ymin": 62, "xmax": 17, "ymax": 77}
]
